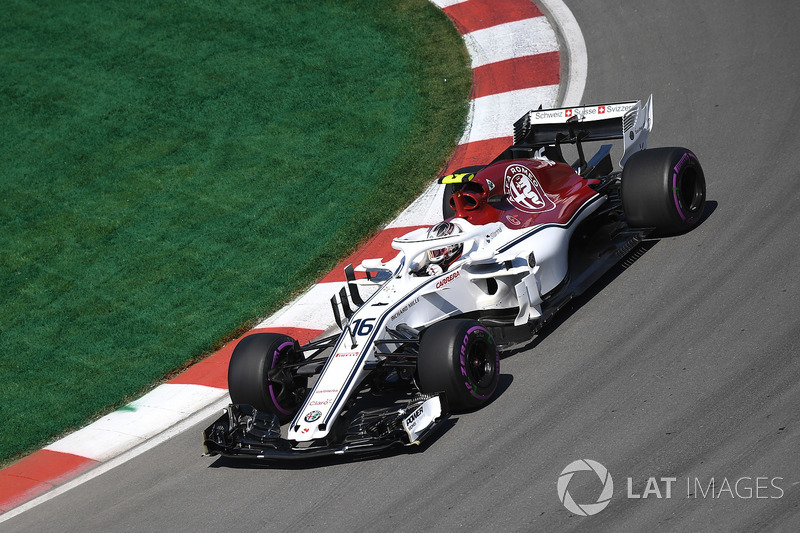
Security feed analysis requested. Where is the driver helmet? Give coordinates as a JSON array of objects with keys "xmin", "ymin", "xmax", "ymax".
[{"xmin": 426, "ymin": 221, "xmax": 463, "ymax": 267}]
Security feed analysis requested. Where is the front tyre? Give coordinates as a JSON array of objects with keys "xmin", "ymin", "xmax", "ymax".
[
  {"xmin": 417, "ymin": 319, "xmax": 499, "ymax": 411},
  {"xmin": 227, "ymin": 333, "xmax": 308, "ymax": 423},
  {"xmin": 621, "ymin": 147, "xmax": 706, "ymax": 235}
]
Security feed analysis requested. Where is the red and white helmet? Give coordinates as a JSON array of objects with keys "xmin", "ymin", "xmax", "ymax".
[{"xmin": 426, "ymin": 221, "xmax": 463, "ymax": 266}]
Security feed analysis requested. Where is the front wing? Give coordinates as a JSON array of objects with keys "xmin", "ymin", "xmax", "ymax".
[{"xmin": 203, "ymin": 394, "xmax": 447, "ymax": 460}]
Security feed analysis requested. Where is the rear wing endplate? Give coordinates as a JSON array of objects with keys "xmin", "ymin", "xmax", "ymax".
[{"xmin": 511, "ymin": 95, "xmax": 653, "ymax": 168}]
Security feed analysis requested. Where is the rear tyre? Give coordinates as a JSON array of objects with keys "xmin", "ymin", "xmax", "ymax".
[
  {"xmin": 441, "ymin": 165, "xmax": 485, "ymax": 219},
  {"xmin": 621, "ymin": 147, "xmax": 706, "ymax": 235},
  {"xmin": 227, "ymin": 333, "xmax": 308, "ymax": 423},
  {"xmin": 417, "ymin": 319, "xmax": 499, "ymax": 411},
  {"xmin": 442, "ymin": 182, "xmax": 463, "ymax": 219}
]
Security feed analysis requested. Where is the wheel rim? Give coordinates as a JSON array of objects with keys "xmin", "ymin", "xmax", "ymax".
[
  {"xmin": 678, "ymin": 166, "xmax": 704, "ymax": 214},
  {"xmin": 466, "ymin": 339, "xmax": 495, "ymax": 389},
  {"xmin": 267, "ymin": 341, "xmax": 305, "ymax": 416}
]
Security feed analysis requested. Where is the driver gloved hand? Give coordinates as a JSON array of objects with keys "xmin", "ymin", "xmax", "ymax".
[{"xmin": 426, "ymin": 264, "xmax": 444, "ymax": 276}]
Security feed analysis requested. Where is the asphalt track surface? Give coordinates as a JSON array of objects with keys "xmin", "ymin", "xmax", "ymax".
[{"xmin": 7, "ymin": 0, "xmax": 800, "ymax": 531}]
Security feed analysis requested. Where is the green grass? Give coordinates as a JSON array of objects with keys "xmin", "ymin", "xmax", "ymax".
[{"xmin": 0, "ymin": 0, "xmax": 471, "ymax": 465}]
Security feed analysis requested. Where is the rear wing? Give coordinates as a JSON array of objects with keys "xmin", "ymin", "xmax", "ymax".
[{"xmin": 508, "ymin": 95, "xmax": 653, "ymax": 168}]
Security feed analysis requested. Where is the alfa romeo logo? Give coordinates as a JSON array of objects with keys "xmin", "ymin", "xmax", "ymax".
[
  {"xmin": 503, "ymin": 164, "xmax": 555, "ymax": 213},
  {"xmin": 303, "ymin": 410, "xmax": 322, "ymax": 423},
  {"xmin": 557, "ymin": 459, "xmax": 614, "ymax": 516}
]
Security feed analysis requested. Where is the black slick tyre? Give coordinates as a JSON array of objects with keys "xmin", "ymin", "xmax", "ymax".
[
  {"xmin": 621, "ymin": 147, "xmax": 706, "ymax": 235},
  {"xmin": 227, "ymin": 333, "xmax": 308, "ymax": 423},
  {"xmin": 442, "ymin": 182, "xmax": 463, "ymax": 219},
  {"xmin": 441, "ymin": 165, "xmax": 485, "ymax": 219},
  {"xmin": 417, "ymin": 319, "xmax": 499, "ymax": 411}
]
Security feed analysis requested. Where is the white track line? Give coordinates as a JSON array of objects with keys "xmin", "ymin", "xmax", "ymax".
[
  {"xmin": 0, "ymin": 396, "xmax": 231, "ymax": 523},
  {"xmin": 45, "ymin": 384, "xmax": 227, "ymax": 462},
  {"xmin": 537, "ymin": 0, "xmax": 587, "ymax": 106}
]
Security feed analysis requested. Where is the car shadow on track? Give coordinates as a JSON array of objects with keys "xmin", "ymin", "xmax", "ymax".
[
  {"xmin": 205, "ymin": 374, "xmax": 515, "ymax": 471},
  {"xmin": 501, "ymin": 200, "xmax": 716, "ymax": 360}
]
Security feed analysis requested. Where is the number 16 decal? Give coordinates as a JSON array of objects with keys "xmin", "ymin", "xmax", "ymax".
[{"xmin": 351, "ymin": 318, "xmax": 375, "ymax": 336}]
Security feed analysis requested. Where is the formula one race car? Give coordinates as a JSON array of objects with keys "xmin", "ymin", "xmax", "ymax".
[{"xmin": 203, "ymin": 96, "xmax": 706, "ymax": 460}]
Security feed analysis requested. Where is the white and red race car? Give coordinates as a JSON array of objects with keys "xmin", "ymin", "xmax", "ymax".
[{"xmin": 203, "ymin": 96, "xmax": 706, "ymax": 459}]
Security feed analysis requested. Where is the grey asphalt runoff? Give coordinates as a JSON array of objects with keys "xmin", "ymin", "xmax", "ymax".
[{"xmin": 7, "ymin": 1, "xmax": 800, "ymax": 531}]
